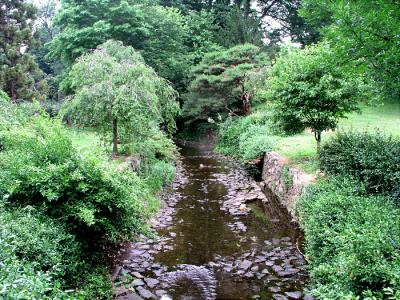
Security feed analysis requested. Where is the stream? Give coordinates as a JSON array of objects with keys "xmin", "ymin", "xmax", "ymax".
[{"xmin": 113, "ymin": 141, "xmax": 311, "ymax": 300}]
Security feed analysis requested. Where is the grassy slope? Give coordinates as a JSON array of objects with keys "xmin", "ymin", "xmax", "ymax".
[
  {"xmin": 69, "ymin": 128, "xmax": 103, "ymax": 154},
  {"xmin": 69, "ymin": 128, "xmax": 128, "ymax": 166},
  {"xmin": 272, "ymin": 102, "xmax": 400, "ymax": 172}
]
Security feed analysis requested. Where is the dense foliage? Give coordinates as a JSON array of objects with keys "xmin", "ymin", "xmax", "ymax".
[
  {"xmin": 319, "ymin": 131, "xmax": 400, "ymax": 199},
  {"xmin": 183, "ymin": 44, "xmax": 269, "ymax": 122},
  {"xmin": 62, "ymin": 40, "xmax": 179, "ymax": 155},
  {"xmin": 0, "ymin": 115, "xmax": 153, "ymax": 244},
  {"xmin": 160, "ymin": 0, "xmax": 317, "ymax": 46},
  {"xmin": 300, "ymin": 0, "xmax": 400, "ymax": 100},
  {"xmin": 47, "ymin": 0, "xmax": 189, "ymax": 89},
  {"xmin": 0, "ymin": 206, "xmax": 82, "ymax": 299},
  {"xmin": 298, "ymin": 177, "xmax": 400, "ymax": 299},
  {"xmin": 216, "ymin": 108, "xmax": 274, "ymax": 164},
  {"xmin": 0, "ymin": 92, "xmax": 174, "ymax": 298},
  {"xmin": 0, "ymin": 0, "xmax": 47, "ymax": 101},
  {"xmin": 267, "ymin": 44, "xmax": 361, "ymax": 150}
]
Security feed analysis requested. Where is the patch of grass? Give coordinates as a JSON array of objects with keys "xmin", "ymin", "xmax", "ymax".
[
  {"xmin": 69, "ymin": 127, "xmax": 104, "ymax": 155},
  {"xmin": 338, "ymin": 102, "xmax": 400, "ymax": 134},
  {"xmin": 271, "ymin": 102, "xmax": 400, "ymax": 172}
]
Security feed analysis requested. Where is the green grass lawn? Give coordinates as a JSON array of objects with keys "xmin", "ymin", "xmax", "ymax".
[
  {"xmin": 69, "ymin": 128, "xmax": 128, "ymax": 165},
  {"xmin": 272, "ymin": 101, "xmax": 400, "ymax": 172},
  {"xmin": 69, "ymin": 127, "xmax": 104, "ymax": 155}
]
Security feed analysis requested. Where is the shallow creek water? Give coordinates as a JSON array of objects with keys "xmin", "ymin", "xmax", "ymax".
[{"xmin": 113, "ymin": 142, "xmax": 310, "ymax": 300}]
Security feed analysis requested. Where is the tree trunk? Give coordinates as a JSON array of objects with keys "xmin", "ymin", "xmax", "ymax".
[
  {"xmin": 314, "ymin": 130, "xmax": 322, "ymax": 153},
  {"xmin": 10, "ymin": 82, "xmax": 17, "ymax": 103},
  {"xmin": 112, "ymin": 118, "xmax": 118, "ymax": 157},
  {"xmin": 241, "ymin": 85, "xmax": 252, "ymax": 116},
  {"xmin": 243, "ymin": 100, "xmax": 251, "ymax": 116}
]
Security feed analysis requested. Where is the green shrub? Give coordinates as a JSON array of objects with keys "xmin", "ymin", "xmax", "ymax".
[
  {"xmin": 0, "ymin": 205, "xmax": 113, "ymax": 299},
  {"xmin": 41, "ymin": 99, "xmax": 62, "ymax": 117},
  {"xmin": 297, "ymin": 176, "xmax": 400, "ymax": 299},
  {"xmin": 0, "ymin": 206, "xmax": 79, "ymax": 299},
  {"xmin": 129, "ymin": 130, "xmax": 178, "ymax": 166},
  {"xmin": 237, "ymin": 124, "xmax": 273, "ymax": 161},
  {"xmin": 216, "ymin": 110, "xmax": 274, "ymax": 162},
  {"xmin": 0, "ymin": 115, "xmax": 152, "ymax": 246},
  {"xmin": 143, "ymin": 160, "xmax": 176, "ymax": 194},
  {"xmin": 319, "ymin": 131, "xmax": 400, "ymax": 198},
  {"xmin": 0, "ymin": 114, "xmax": 156, "ymax": 297},
  {"xmin": 127, "ymin": 130, "xmax": 177, "ymax": 194},
  {"xmin": 0, "ymin": 90, "xmax": 39, "ymax": 129},
  {"xmin": 0, "ymin": 97, "xmax": 174, "ymax": 298}
]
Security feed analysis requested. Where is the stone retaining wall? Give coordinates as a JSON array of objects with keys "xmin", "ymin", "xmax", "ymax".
[{"xmin": 260, "ymin": 151, "xmax": 315, "ymax": 221}]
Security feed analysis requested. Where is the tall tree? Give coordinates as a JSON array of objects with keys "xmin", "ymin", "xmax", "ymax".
[
  {"xmin": 160, "ymin": 0, "xmax": 265, "ymax": 48},
  {"xmin": 216, "ymin": 6, "xmax": 264, "ymax": 47},
  {"xmin": 159, "ymin": 0, "xmax": 209, "ymax": 12},
  {"xmin": 63, "ymin": 40, "xmax": 179, "ymax": 156},
  {"xmin": 48, "ymin": 0, "xmax": 188, "ymax": 90},
  {"xmin": 300, "ymin": 0, "xmax": 400, "ymax": 100},
  {"xmin": 185, "ymin": 11, "xmax": 222, "ymax": 65},
  {"xmin": 0, "ymin": 0, "xmax": 46, "ymax": 102},
  {"xmin": 257, "ymin": 0, "xmax": 319, "ymax": 46},
  {"xmin": 183, "ymin": 44, "xmax": 269, "ymax": 122},
  {"xmin": 32, "ymin": 0, "xmax": 62, "ymax": 103}
]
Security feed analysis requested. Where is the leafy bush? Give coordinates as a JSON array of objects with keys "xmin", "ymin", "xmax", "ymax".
[
  {"xmin": 238, "ymin": 124, "xmax": 273, "ymax": 161},
  {"xmin": 127, "ymin": 130, "xmax": 177, "ymax": 194},
  {"xmin": 128, "ymin": 129, "xmax": 178, "ymax": 166},
  {"xmin": 41, "ymin": 99, "xmax": 62, "ymax": 117},
  {"xmin": 0, "ymin": 115, "xmax": 153, "ymax": 245},
  {"xmin": 297, "ymin": 177, "xmax": 400, "ymax": 299},
  {"xmin": 0, "ymin": 91, "xmax": 39, "ymax": 129},
  {"xmin": 216, "ymin": 110, "xmax": 274, "ymax": 162},
  {"xmin": 0, "ymin": 91, "xmax": 175, "ymax": 298},
  {"xmin": 319, "ymin": 131, "xmax": 400, "ymax": 198},
  {"xmin": 0, "ymin": 205, "xmax": 113, "ymax": 299},
  {"xmin": 0, "ymin": 206, "xmax": 76, "ymax": 299},
  {"xmin": 143, "ymin": 160, "xmax": 176, "ymax": 194},
  {"xmin": 0, "ymin": 114, "xmax": 156, "ymax": 297}
]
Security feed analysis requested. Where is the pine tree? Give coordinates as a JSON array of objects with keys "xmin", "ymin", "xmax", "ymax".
[{"xmin": 0, "ymin": 0, "xmax": 46, "ymax": 102}]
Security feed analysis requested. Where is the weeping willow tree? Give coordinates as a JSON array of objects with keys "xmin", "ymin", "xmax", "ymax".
[{"xmin": 62, "ymin": 40, "xmax": 180, "ymax": 156}]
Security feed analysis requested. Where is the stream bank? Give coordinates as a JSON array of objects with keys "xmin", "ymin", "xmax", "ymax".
[{"xmin": 112, "ymin": 141, "xmax": 311, "ymax": 300}]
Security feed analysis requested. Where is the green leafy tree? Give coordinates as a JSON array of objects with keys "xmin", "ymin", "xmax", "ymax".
[
  {"xmin": 216, "ymin": 6, "xmax": 264, "ymax": 48},
  {"xmin": 63, "ymin": 40, "xmax": 179, "ymax": 156},
  {"xmin": 161, "ymin": 1, "xmax": 265, "ymax": 48},
  {"xmin": 33, "ymin": 0, "xmax": 60, "ymax": 76},
  {"xmin": 159, "ymin": 0, "xmax": 210, "ymax": 13},
  {"xmin": 0, "ymin": 0, "xmax": 47, "ymax": 102},
  {"xmin": 268, "ymin": 44, "xmax": 361, "ymax": 151},
  {"xmin": 185, "ymin": 11, "xmax": 223, "ymax": 65},
  {"xmin": 183, "ymin": 44, "xmax": 269, "ymax": 122},
  {"xmin": 257, "ymin": 0, "xmax": 319, "ymax": 46},
  {"xmin": 300, "ymin": 0, "xmax": 400, "ymax": 100},
  {"xmin": 47, "ymin": 0, "xmax": 188, "ymax": 89}
]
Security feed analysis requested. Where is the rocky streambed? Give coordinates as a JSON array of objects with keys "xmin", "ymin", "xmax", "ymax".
[{"xmin": 112, "ymin": 142, "xmax": 312, "ymax": 300}]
